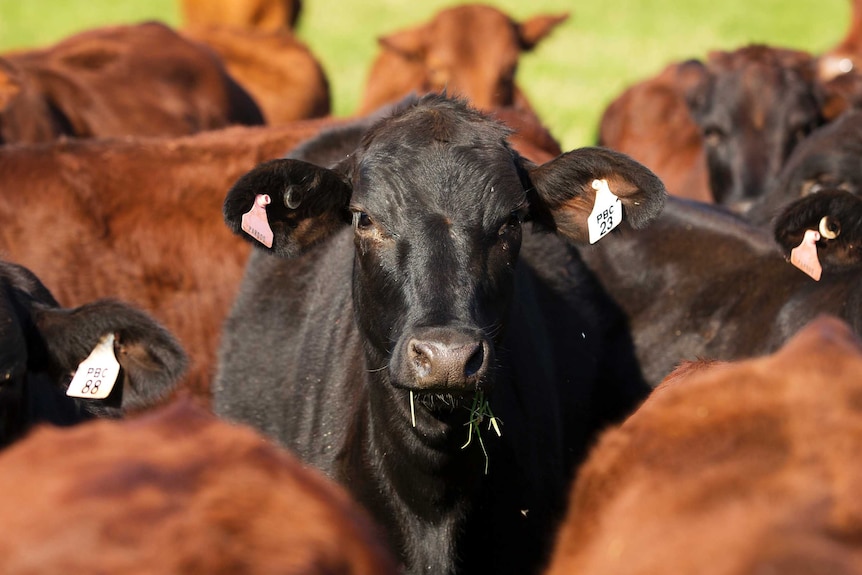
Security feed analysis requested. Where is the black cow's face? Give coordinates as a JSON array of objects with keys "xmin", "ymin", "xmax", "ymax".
[
  {"xmin": 347, "ymin": 110, "xmax": 528, "ymax": 395},
  {"xmin": 224, "ymin": 94, "xmax": 667, "ymax": 413},
  {"xmin": 688, "ymin": 46, "xmax": 824, "ymax": 209}
]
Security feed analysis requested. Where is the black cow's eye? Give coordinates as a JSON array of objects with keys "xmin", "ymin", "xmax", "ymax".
[
  {"xmin": 353, "ymin": 211, "xmax": 373, "ymax": 230},
  {"xmin": 499, "ymin": 211, "xmax": 522, "ymax": 235}
]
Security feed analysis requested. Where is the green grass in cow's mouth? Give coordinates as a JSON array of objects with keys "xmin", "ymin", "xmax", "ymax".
[{"xmin": 408, "ymin": 389, "xmax": 502, "ymax": 474}]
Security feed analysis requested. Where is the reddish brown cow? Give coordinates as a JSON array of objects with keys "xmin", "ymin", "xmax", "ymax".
[
  {"xmin": 598, "ymin": 61, "xmax": 712, "ymax": 203},
  {"xmin": 0, "ymin": 118, "xmax": 345, "ymax": 404},
  {"xmin": 184, "ymin": 25, "xmax": 331, "ymax": 124},
  {"xmin": 0, "ymin": 400, "xmax": 399, "ymax": 574},
  {"xmin": 0, "ymin": 21, "xmax": 263, "ymax": 145},
  {"xmin": 546, "ymin": 315, "xmax": 862, "ymax": 575},
  {"xmin": 819, "ymin": 0, "xmax": 862, "ymax": 80},
  {"xmin": 181, "ymin": 0, "xmax": 303, "ymax": 31},
  {"xmin": 357, "ymin": 4, "xmax": 568, "ymax": 117}
]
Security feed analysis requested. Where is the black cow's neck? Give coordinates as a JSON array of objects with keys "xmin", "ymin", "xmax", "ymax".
[{"xmin": 339, "ymin": 364, "xmax": 486, "ymax": 575}]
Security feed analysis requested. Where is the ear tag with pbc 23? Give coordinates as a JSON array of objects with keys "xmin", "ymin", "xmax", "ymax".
[
  {"xmin": 242, "ymin": 194, "xmax": 274, "ymax": 248},
  {"xmin": 588, "ymin": 179, "xmax": 622, "ymax": 244},
  {"xmin": 66, "ymin": 333, "xmax": 120, "ymax": 399},
  {"xmin": 790, "ymin": 229, "xmax": 822, "ymax": 281}
]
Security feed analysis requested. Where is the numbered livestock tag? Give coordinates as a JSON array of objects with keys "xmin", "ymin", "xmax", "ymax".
[
  {"xmin": 790, "ymin": 229, "xmax": 822, "ymax": 281},
  {"xmin": 588, "ymin": 179, "xmax": 622, "ymax": 244},
  {"xmin": 241, "ymin": 194, "xmax": 274, "ymax": 248},
  {"xmin": 66, "ymin": 333, "xmax": 120, "ymax": 399}
]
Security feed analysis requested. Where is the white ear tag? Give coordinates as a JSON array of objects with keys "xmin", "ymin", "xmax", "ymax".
[
  {"xmin": 241, "ymin": 194, "xmax": 274, "ymax": 248},
  {"xmin": 588, "ymin": 179, "xmax": 622, "ymax": 244},
  {"xmin": 790, "ymin": 229, "xmax": 822, "ymax": 281},
  {"xmin": 66, "ymin": 333, "xmax": 120, "ymax": 400}
]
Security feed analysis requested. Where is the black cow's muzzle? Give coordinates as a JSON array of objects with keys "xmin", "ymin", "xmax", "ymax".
[{"xmin": 393, "ymin": 326, "xmax": 492, "ymax": 394}]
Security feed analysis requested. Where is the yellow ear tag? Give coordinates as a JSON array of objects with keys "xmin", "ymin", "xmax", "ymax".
[
  {"xmin": 66, "ymin": 333, "xmax": 120, "ymax": 400},
  {"xmin": 790, "ymin": 229, "xmax": 822, "ymax": 281},
  {"xmin": 241, "ymin": 194, "xmax": 274, "ymax": 248},
  {"xmin": 588, "ymin": 179, "xmax": 622, "ymax": 244}
]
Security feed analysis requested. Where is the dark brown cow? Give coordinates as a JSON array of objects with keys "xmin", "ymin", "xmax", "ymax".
[
  {"xmin": 357, "ymin": 4, "xmax": 568, "ymax": 117},
  {"xmin": 599, "ymin": 45, "xmax": 828, "ymax": 211},
  {"xmin": 0, "ymin": 21, "xmax": 263, "ymax": 144},
  {"xmin": 181, "ymin": 0, "xmax": 303, "ymax": 31},
  {"xmin": 0, "ymin": 118, "xmax": 346, "ymax": 404},
  {"xmin": 184, "ymin": 26, "xmax": 331, "ymax": 124},
  {"xmin": 0, "ymin": 400, "xmax": 399, "ymax": 574},
  {"xmin": 597, "ymin": 61, "xmax": 712, "ymax": 203},
  {"xmin": 545, "ymin": 315, "xmax": 862, "ymax": 575}
]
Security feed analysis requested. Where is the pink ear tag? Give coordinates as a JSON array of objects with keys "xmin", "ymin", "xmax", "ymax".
[
  {"xmin": 241, "ymin": 194, "xmax": 274, "ymax": 248},
  {"xmin": 790, "ymin": 229, "xmax": 822, "ymax": 281}
]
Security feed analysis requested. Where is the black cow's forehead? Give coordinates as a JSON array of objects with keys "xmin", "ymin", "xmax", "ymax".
[{"xmin": 351, "ymin": 96, "xmax": 525, "ymax": 230}]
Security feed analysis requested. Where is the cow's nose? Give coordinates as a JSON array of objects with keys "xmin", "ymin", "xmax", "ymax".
[{"xmin": 407, "ymin": 336, "xmax": 488, "ymax": 390}]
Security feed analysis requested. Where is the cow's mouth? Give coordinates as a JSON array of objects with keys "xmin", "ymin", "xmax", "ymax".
[{"xmin": 410, "ymin": 390, "xmax": 471, "ymax": 413}]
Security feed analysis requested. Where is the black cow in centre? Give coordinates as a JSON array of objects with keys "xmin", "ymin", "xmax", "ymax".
[{"xmin": 214, "ymin": 94, "xmax": 666, "ymax": 575}]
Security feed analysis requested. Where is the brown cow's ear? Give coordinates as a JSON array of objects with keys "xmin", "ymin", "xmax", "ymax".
[
  {"xmin": 526, "ymin": 147, "xmax": 667, "ymax": 244},
  {"xmin": 517, "ymin": 13, "xmax": 569, "ymax": 50},
  {"xmin": 223, "ymin": 158, "xmax": 353, "ymax": 258},
  {"xmin": 378, "ymin": 25, "xmax": 428, "ymax": 60}
]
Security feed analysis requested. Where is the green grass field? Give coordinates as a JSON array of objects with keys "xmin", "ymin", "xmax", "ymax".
[{"xmin": 0, "ymin": 0, "xmax": 849, "ymax": 149}]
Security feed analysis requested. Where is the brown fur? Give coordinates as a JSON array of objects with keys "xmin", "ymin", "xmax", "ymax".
[
  {"xmin": 181, "ymin": 0, "xmax": 302, "ymax": 31},
  {"xmin": 357, "ymin": 4, "xmax": 567, "ymax": 121},
  {"xmin": 183, "ymin": 25, "xmax": 331, "ymax": 124},
  {"xmin": 0, "ymin": 118, "xmax": 343, "ymax": 405},
  {"xmin": 0, "ymin": 22, "xmax": 263, "ymax": 144},
  {"xmin": 599, "ymin": 62, "xmax": 712, "ymax": 203},
  {"xmin": 546, "ymin": 315, "xmax": 862, "ymax": 575},
  {"xmin": 0, "ymin": 400, "xmax": 399, "ymax": 574}
]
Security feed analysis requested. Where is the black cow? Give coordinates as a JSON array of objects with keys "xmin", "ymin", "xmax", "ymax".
[
  {"xmin": 579, "ymin": 192, "xmax": 862, "ymax": 387},
  {"xmin": 214, "ymin": 94, "xmax": 665, "ymax": 575},
  {"xmin": 749, "ymin": 108, "xmax": 862, "ymax": 226},
  {"xmin": 687, "ymin": 45, "xmax": 826, "ymax": 209},
  {"xmin": 0, "ymin": 259, "xmax": 187, "ymax": 448}
]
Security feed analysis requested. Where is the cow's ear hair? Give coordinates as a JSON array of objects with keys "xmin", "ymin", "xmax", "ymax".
[
  {"xmin": 32, "ymin": 300, "xmax": 188, "ymax": 417},
  {"xmin": 525, "ymin": 147, "xmax": 667, "ymax": 244},
  {"xmin": 517, "ymin": 13, "xmax": 569, "ymax": 51},
  {"xmin": 378, "ymin": 25, "xmax": 427, "ymax": 60},
  {"xmin": 223, "ymin": 158, "xmax": 353, "ymax": 258},
  {"xmin": 774, "ymin": 189, "xmax": 862, "ymax": 270}
]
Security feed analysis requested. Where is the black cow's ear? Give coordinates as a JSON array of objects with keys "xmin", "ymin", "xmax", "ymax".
[
  {"xmin": 223, "ymin": 158, "xmax": 353, "ymax": 258},
  {"xmin": 774, "ymin": 189, "xmax": 862, "ymax": 271},
  {"xmin": 526, "ymin": 147, "xmax": 667, "ymax": 244},
  {"xmin": 32, "ymin": 300, "xmax": 187, "ymax": 417}
]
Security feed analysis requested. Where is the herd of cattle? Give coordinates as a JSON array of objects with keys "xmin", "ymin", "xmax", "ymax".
[{"xmin": 2, "ymin": 1, "xmax": 862, "ymax": 573}]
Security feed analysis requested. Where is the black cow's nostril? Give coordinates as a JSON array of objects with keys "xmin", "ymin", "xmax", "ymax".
[
  {"xmin": 464, "ymin": 342, "xmax": 484, "ymax": 378},
  {"xmin": 410, "ymin": 341, "xmax": 434, "ymax": 378}
]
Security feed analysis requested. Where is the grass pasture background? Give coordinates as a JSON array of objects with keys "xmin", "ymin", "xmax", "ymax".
[{"xmin": 0, "ymin": 0, "xmax": 849, "ymax": 149}]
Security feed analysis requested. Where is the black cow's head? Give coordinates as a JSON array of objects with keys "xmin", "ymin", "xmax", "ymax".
[
  {"xmin": 685, "ymin": 45, "xmax": 826, "ymax": 209},
  {"xmin": 749, "ymin": 109, "xmax": 862, "ymax": 226},
  {"xmin": 774, "ymin": 188, "xmax": 862, "ymax": 273},
  {"xmin": 224, "ymin": 95, "xmax": 665, "ymax": 408},
  {"xmin": 0, "ymin": 261, "xmax": 187, "ymax": 447}
]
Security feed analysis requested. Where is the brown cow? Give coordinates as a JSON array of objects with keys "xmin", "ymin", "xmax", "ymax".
[
  {"xmin": 0, "ymin": 117, "xmax": 347, "ymax": 405},
  {"xmin": 357, "ymin": 4, "xmax": 568, "ymax": 117},
  {"xmin": 184, "ymin": 25, "xmax": 331, "ymax": 124},
  {"xmin": 0, "ymin": 400, "xmax": 399, "ymax": 574},
  {"xmin": 545, "ymin": 315, "xmax": 862, "ymax": 575},
  {"xmin": 0, "ymin": 21, "xmax": 263, "ymax": 145},
  {"xmin": 181, "ymin": 0, "xmax": 302, "ymax": 31},
  {"xmin": 597, "ymin": 60, "xmax": 712, "ymax": 203},
  {"xmin": 819, "ymin": 0, "xmax": 862, "ymax": 80}
]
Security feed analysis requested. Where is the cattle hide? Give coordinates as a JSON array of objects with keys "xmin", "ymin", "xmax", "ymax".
[
  {"xmin": 215, "ymin": 94, "xmax": 665, "ymax": 575},
  {"xmin": 0, "ymin": 21, "xmax": 263, "ymax": 144},
  {"xmin": 546, "ymin": 315, "xmax": 862, "ymax": 575},
  {"xmin": 0, "ymin": 400, "xmax": 399, "ymax": 574}
]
